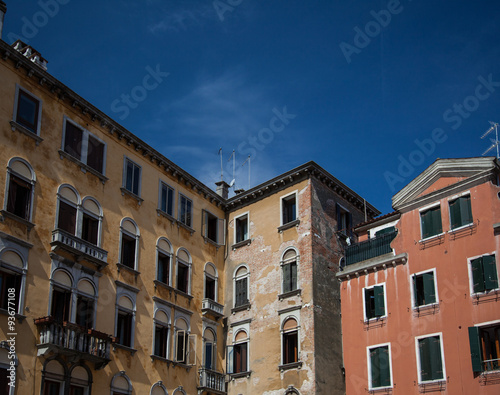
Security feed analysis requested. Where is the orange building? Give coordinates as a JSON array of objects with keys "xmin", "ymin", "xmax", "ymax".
[{"xmin": 338, "ymin": 157, "xmax": 500, "ymax": 394}]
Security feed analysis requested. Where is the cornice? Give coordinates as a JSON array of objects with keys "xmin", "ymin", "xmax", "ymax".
[{"xmin": 0, "ymin": 39, "xmax": 226, "ymax": 209}]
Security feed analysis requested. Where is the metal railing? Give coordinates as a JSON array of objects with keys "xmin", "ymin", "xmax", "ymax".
[
  {"xmin": 35, "ymin": 316, "xmax": 113, "ymax": 361},
  {"xmin": 345, "ymin": 229, "xmax": 398, "ymax": 266},
  {"xmin": 199, "ymin": 368, "xmax": 226, "ymax": 393},
  {"xmin": 52, "ymin": 229, "xmax": 108, "ymax": 264}
]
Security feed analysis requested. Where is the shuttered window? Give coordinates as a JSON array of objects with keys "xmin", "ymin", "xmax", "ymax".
[
  {"xmin": 418, "ymin": 336, "xmax": 444, "ymax": 382},
  {"xmin": 420, "ymin": 206, "xmax": 442, "ymax": 239},
  {"xmin": 365, "ymin": 285, "xmax": 385, "ymax": 320},
  {"xmin": 369, "ymin": 346, "xmax": 391, "ymax": 389},
  {"xmin": 283, "ymin": 262, "xmax": 298, "ymax": 293},
  {"xmin": 468, "ymin": 324, "xmax": 500, "ymax": 373},
  {"xmin": 16, "ymin": 88, "xmax": 40, "ymax": 133},
  {"xmin": 235, "ymin": 277, "xmax": 248, "ymax": 307},
  {"xmin": 471, "ymin": 255, "xmax": 498, "ymax": 293},
  {"xmin": 413, "ymin": 271, "xmax": 436, "ymax": 307},
  {"xmin": 449, "ymin": 195, "xmax": 473, "ymax": 229},
  {"xmin": 6, "ymin": 174, "xmax": 32, "ymax": 220}
]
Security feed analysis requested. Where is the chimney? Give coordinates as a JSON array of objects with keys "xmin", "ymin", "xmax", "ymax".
[
  {"xmin": 0, "ymin": 1, "xmax": 6, "ymax": 40},
  {"xmin": 215, "ymin": 181, "xmax": 229, "ymax": 200}
]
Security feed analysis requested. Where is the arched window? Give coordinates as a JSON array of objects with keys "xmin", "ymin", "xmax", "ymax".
[
  {"xmin": 281, "ymin": 317, "xmax": 300, "ymax": 366},
  {"xmin": 50, "ymin": 269, "xmax": 73, "ymax": 322},
  {"xmin": 172, "ymin": 387, "xmax": 186, "ymax": 395},
  {"xmin": 81, "ymin": 197, "xmax": 103, "ymax": 246},
  {"xmin": 75, "ymin": 279, "xmax": 96, "ymax": 329},
  {"xmin": 153, "ymin": 308, "xmax": 170, "ymax": 359},
  {"xmin": 41, "ymin": 358, "xmax": 67, "ymax": 395},
  {"xmin": 0, "ymin": 248, "xmax": 27, "ymax": 314},
  {"xmin": 56, "ymin": 184, "xmax": 80, "ymax": 235},
  {"xmin": 285, "ymin": 385, "xmax": 301, "ymax": 395},
  {"xmin": 3, "ymin": 157, "xmax": 36, "ymax": 223},
  {"xmin": 119, "ymin": 218, "xmax": 140, "ymax": 271},
  {"xmin": 204, "ymin": 262, "xmax": 218, "ymax": 302},
  {"xmin": 203, "ymin": 327, "xmax": 217, "ymax": 370},
  {"xmin": 156, "ymin": 238, "xmax": 172, "ymax": 286},
  {"xmin": 110, "ymin": 371, "xmax": 132, "ymax": 395},
  {"xmin": 227, "ymin": 329, "xmax": 248, "ymax": 374},
  {"xmin": 69, "ymin": 364, "xmax": 92, "ymax": 395},
  {"xmin": 0, "ymin": 341, "xmax": 17, "ymax": 394},
  {"xmin": 176, "ymin": 248, "xmax": 191, "ymax": 295},
  {"xmin": 150, "ymin": 381, "xmax": 168, "ymax": 395},
  {"xmin": 174, "ymin": 318, "xmax": 189, "ymax": 363},
  {"xmin": 115, "ymin": 295, "xmax": 135, "ymax": 348},
  {"xmin": 233, "ymin": 265, "xmax": 249, "ymax": 309},
  {"xmin": 281, "ymin": 248, "xmax": 299, "ymax": 295}
]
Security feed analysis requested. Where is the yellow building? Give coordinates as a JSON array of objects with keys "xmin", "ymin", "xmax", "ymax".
[{"xmin": 0, "ymin": 3, "xmax": 378, "ymax": 394}]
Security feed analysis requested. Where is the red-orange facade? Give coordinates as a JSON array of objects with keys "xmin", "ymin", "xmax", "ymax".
[{"xmin": 338, "ymin": 157, "xmax": 500, "ymax": 394}]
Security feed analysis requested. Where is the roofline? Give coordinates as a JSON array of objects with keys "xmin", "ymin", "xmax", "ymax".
[{"xmin": 354, "ymin": 211, "xmax": 400, "ymax": 232}]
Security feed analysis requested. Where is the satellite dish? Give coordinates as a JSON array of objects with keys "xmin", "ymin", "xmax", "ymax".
[{"xmin": 229, "ymin": 179, "xmax": 235, "ymax": 187}]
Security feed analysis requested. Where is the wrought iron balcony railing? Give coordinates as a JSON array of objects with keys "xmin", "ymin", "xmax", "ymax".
[
  {"xmin": 345, "ymin": 229, "xmax": 398, "ymax": 266},
  {"xmin": 34, "ymin": 316, "xmax": 114, "ymax": 370},
  {"xmin": 198, "ymin": 367, "xmax": 226, "ymax": 394},
  {"xmin": 51, "ymin": 229, "xmax": 108, "ymax": 269}
]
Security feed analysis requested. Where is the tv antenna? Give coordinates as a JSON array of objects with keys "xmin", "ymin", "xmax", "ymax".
[
  {"xmin": 228, "ymin": 150, "xmax": 236, "ymax": 189},
  {"xmin": 218, "ymin": 147, "xmax": 223, "ymax": 181},
  {"xmin": 242, "ymin": 155, "xmax": 251, "ymax": 190},
  {"xmin": 481, "ymin": 121, "xmax": 499, "ymax": 158}
]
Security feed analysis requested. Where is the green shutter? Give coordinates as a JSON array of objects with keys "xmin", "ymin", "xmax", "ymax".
[
  {"xmin": 471, "ymin": 258, "xmax": 485, "ymax": 293},
  {"xmin": 432, "ymin": 207, "xmax": 442, "ymax": 236},
  {"xmin": 421, "ymin": 210, "xmax": 429, "ymax": 238},
  {"xmin": 375, "ymin": 226, "xmax": 396, "ymax": 237},
  {"xmin": 374, "ymin": 285, "xmax": 385, "ymax": 317},
  {"xmin": 365, "ymin": 288, "xmax": 373, "ymax": 320},
  {"xmin": 423, "ymin": 272, "xmax": 436, "ymax": 305},
  {"xmin": 429, "ymin": 336, "xmax": 444, "ymax": 380},
  {"xmin": 412, "ymin": 275, "xmax": 419, "ymax": 307},
  {"xmin": 419, "ymin": 337, "xmax": 432, "ymax": 381},
  {"xmin": 449, "ymin": 199, "xmax": 461, "ymax": 229},
  {"xmin": 468, "ymin": 327, "xmax": 483, "ymax": 373},
  {"xmin": 283, "ymin": 264, "xmax": 291, "ymax": 293},
  {"xmin": 460, "ymin": 196, "xmax": 473, "ymax": 226},
  {"xmin": 482, "ymin": 255, "xmax": 498, "ymax": 291},
  {"xmin": 378, "ymin": 346, "xmax": 391, "ymax": 387},
  {"xmin": 370, "ymin": 348, "xmax": 381, "ymax": 388},
  {"xmin": 291, "ymin": 262, "xmax": 297, "ymax": 291}
]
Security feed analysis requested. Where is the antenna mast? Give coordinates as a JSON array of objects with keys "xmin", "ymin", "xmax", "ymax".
[
  {"xmin": 481, "ymin": 121, "xmax": 500, "ymax": 158},
  {"xmin": 242, "ymin": 155, "xmax": 251, "ymax": 190},
  {"xmin": 218, "ymin": 148, "xmax": 223, "ymax": 181}
]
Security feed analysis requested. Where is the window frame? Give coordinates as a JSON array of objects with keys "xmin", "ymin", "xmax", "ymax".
[
  {"xmin": 202, "ymin": 209, "xmax": 225, "ymax": 245},
  {"xmin": 114, "ymin": 287, "xmax": 137, "ymax": 350},
  {"xmin": 469, "ymin": 320, "xmax": 500, "ymax": 373},
  {"xmin": 448, "ymin": 192, "xmax": 473, "ymax": 231},
  {"xmin": 0, "ymin": 247, "xmax": 28, "ymax": 317},
  {"xmin": 156, "ymin": 237, "xmax": 173, "ymax": 287},
  {"xmin": 411, "ymin": 268, "xmax": 438, "ymax": 309},
  {"xmin": 415, "ymin": 333, "xmax": 446, "ymax": 384},
  {"xmin": 233, "ymin": 265, "xmax": 250, "ymax": 309},
  {"xmin": 367, "ymin": 343, "xmax": 393, "ymax": 390},
  {"xmin": 281, "ymin": 248, "xmax": 299, "ymax": 295},
  {"xmin": 227, "ymin": 328, "xmax": 250, "ymax": 375},
  {"xmin": 234, "ymin": 212, "xmax": 250, "ymax": 244},
  {"xmin": 280, "ymin": 191, "xmax": 298, "ymax": 226},
  {"xmin": 122, "ymin": 157, "xmax": 142, "ymax": 197},
  {"xmin": 152, "ymin": 307, "xmax": 171, "ymax": 360},
  {"xmin": 158, "ymin": 181, "xmax": 175, "ymax": 218},
  {"xmin": 118, "ymin": 218, "xmax": 140, "ymax": 272},
  {"xmin": 281, "ymin": 316, "xmax": 300, "ymax": 365},
  {"xmin": 204, "ymin": 262, "xmax": 218, "ymax": 302},
  {"xmin": 62, "ymin": 116, "xmax": 107, "ymax": 175},
  {"xmin": 3, "ymin": 158, "xmax": 36, "ymax": 224},
  {"xmin": 178, "ymin": 194, "xmax": 193, "ymax": 228},
  {"xmin": 363, "ymin": 283, "xmax": 387, "ymax": 321},
  {"xmin": 468, "ymin": 253, "xmax": 499, "ymax": 295},
  {"xmin": 175, "ymin": 248, "xmax": 192, "ymax": 295},
  {"xmin": 12, "ymin": 84, "xmax": 43, "ymax": 136},
  {"xmin": 336, "ymin": 202, "xmax": 352, "ymax": 236},
  {"xmin": 419, "ymin": 202, "xmax": 443, "ymax": 240},
  {"xmin": 203, "ymin": 327, "xmax": 217, "ymax": 371}
]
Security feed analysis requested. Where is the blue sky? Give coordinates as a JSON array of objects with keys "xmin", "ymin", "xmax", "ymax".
[{"xmin": 4, "ymin": 0, "xmax": 500, "ymax": 214}]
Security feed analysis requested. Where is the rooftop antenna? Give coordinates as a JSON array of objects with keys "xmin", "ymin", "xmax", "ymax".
[
  {"xmin": 242, "ymin": 155, "xmax": 251, "ymax": 190},
  {"xmin": 481, "ymin": 121, "xmax": 500, "ymax": 158},
  {"xmin": 228, "ymin": 150, "xmax": 236, "ymax": 189},
  {"xmin": 218, "ymin": 147, "xmax": 223, "ymax": 181}
]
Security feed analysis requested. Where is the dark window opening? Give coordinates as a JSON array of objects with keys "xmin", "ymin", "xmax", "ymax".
[
  {"xmin": 7, "ymin": 174, "xmax": 31, "ymax": 220},
  {"xmin": 57, "ymin": 201, "xmax": 77, "ymax": 235},
  {"xmin": 179, "ymin": 196, "xmax": 192, "ymax": 227},
  {"xmin": 175, "ymin": 330, "xmax": 187, "ymax": 362},
  {"xmin": 282, "ymin": 195, "xmax": 296, "ymax": 224},
  {"xmin": 0, "ymin": 367, "xmax": 9, "ymax": 395},
  {"xmin": 234, "ymin": 342, "xmax": 248, "ymax": 373},
  {"xmin": 282, "ymin": 262, "xmax": 297, "ymax": 293},
  {"xmin": 177, "ymin": 263, "xmax": 189, "ymax": 293},
  {"xmin": 125, "ymin": 160, "xmax": 141, "ymax": 196},
  {"xmin": 43, "ymin": 380, "xmax": 61, "ymax": 395},
  {"xmin": 154, "ymin": 325, "xmax": 168, "ymax": 358},
  {"xmin": 69, "ymin": 386, "xmax": 85, "ymax": 395},
  {"xmin": 365, "ymin": 286, "xmax": 385, "ymax": 320},
  {"xmin": 469, "ymin": 325, "xmax": 500, "ymax": 372},
  {"xmin": 16, "ymin": 89, "xmax": 39, "ymax": 133},
  {"xmin": 205, "ymin": 276, "xmax": 216, "ymax": 301},
  {"xmin": 116, "ymin": 310, "xmax": 133, "ymax": 347},
  {"xmin": 75, "ymin": 295, "xmax": 94, "ymax": 329},
  {"xmin": 235, "ymin": 277, "xmax": 248, "ymax": 307},
  {"xmin": 283, "ymin": 331, "xmax": 298, "ymax": 364},
  {"xmin": 336, "ymin": 203, "xmax": 352, "ymax": 236},
  {"xmin": 413, "ymin": 272, "xmax": 436, "ymax": 307},
  {"xmin": 205, "ymin": 341, "xmax": 214, "ymax": 370},
  {"xmin": 0, "ymin": 271, "xmax": 21, "ymax": 311},
  {"xmin": 64, "ymin": 121, "xmax": 83, "ymax": 161},
  {"xmin": 157, "ymin": 253, "xmax": 170, "ymax": 285},
  {"xmin": 82, "ymin": 213, "xmax": 99, "ymax": 245},
  {"xmin": 236, "ymin": 215, "xmax": 248, "ymax": 243},
  {"xmin": 206, "ymin": 212, "xmax": 218, "ymax": 242},
  {"xmin": 160, "ymin": 184, "xmax": 174, "ymax": 216},
  {"xmin": 87, "ymin": 135, "xmax": 105, "ymax": 174},
  {"xmin": 51, "ymin": 288, "xmax": 71, "ymax": 322},
  {"xmin": 120, "ymin": 234, "xmax": 136, "ymax": 269}
]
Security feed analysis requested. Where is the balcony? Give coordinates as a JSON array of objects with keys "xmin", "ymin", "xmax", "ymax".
[
  {"xmin": 345, "ymin": 229, "xmax": 398, "ymax": 266},
  {"xmin": 34, "ymin": 316, "xmax": 113, "ymax": 370},
  {"xmin": 202, "ymin": 298, "xmax": 224, "ymax": 319},
  {"xmin": 198, "ymin": 368, "xmax": 226, "ymax": 394},
  {"xmin": 51, "ymin": 229, "xmax": 108, "ymax": 269}
]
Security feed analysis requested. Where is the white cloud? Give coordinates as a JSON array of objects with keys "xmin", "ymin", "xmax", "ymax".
[{"xmin": 148, "ymin": 5, "xmax": 215, "ymax": 33}]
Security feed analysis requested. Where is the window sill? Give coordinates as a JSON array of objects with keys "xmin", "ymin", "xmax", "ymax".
[
  {"xmin": 278, "ymin": 289, "xmax": 301, "ymax": 300},
  {"xmin": 120, "ymin": 187, "xmax": 144, "ymax": 205},
  {"xmin": 154, "ymin": 280, "xmax": 175, "ymax": 294},
  {"xmin": 0, "ymin": 308, "xmax": 26, "ymax": 323},
  {"xmin": 150, "ymin": 354, "xmax": 174, "ymax": 365},
  {"xmin": 231, "ymin": 303, "xmax": 251, "ymax": 314},
  {"xmin": 10, "ymin": 120, "xmax": 43, "ymax": 145},
  {"xmin": 418, "ymin": 379, "xmax": 446, "ymax": 392},
  {"xmin": 278, "ymin": 219, "xmax": 300, "ymax": 233},
  {"xmin": 229, "ymin": 371, "xmax": 251, "ymax": 380},
  {"xmin": 368, "ymin": 385, "xmax": 393, "ymax": 393},
  {"xmin": 157, "ymin": 209, "xmax": 176, "ymax": 224},
  {"xmin": 448, "ymin": 222, "xmax": 477, "ymax": 240},
  {"xmin": 232, "ymin": 239, "xmax": 251, "ymax": 250},
  {"xmin": 279, "ymin": 361, "xmax": 302, "ymax": 371},
  {"xmin": 58, "ymin": 150, "xmax": 108, "ymax": 184},
  {"xmin": 418, "ymin": 233, "xmax": 445, "ymax": 249},
  {"xmin": 175, "ymin": 289, "xmax": 193, "ymax": 302},
  {"xmin": 413, "ymin": 303, "xmax": 439, "ymax": 317},
  {"xmin": 203, "ymin": 236, "xmax": 223, "ymax": 249},
  {"xmin": 177, "ymin": 221, "xmax": 195, "ymax": 235},
  {"xmin": 116, "ymin": 263, "xmax": 141, "ymax": 279},
  {"xmin": 0, "ymin": 210, "xmax": 35, "ymax": 231},
  {"xmin": 471, "ymin": 289, "xmax": 500, "ymax": 304},
  {"xmin": 112, "ymin": 343, "xmax": 137, "ymax": 355},
  {"xmin": 172, "ymin": 361, "xmax": 193, "ymax": 371}
]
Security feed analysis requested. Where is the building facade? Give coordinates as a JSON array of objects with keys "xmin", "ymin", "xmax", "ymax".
[
  {"xmin": 0, "ymin": 4, "xmax": 380, "ymax": 394},
  {"xmin": 338, "ymin": 157, "xmax": 500, "ymax": 394}
]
